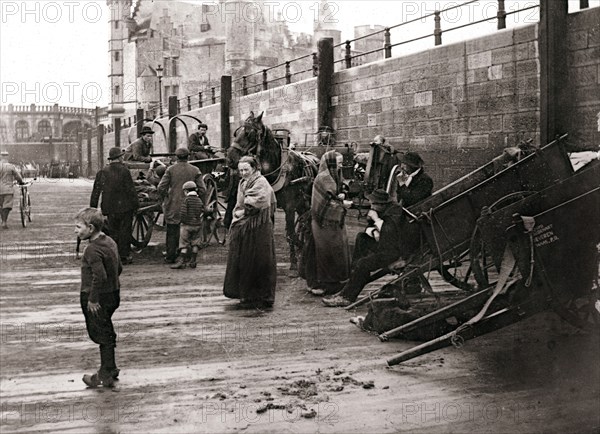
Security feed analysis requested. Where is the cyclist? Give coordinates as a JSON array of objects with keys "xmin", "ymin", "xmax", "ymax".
[{"xmin": 0, "ymin": 150, "xmax": 24, "ymax": 229}]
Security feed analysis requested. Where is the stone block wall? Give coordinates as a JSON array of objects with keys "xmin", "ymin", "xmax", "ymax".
[
  {"xmin": 83, "ymin": 7, "xmax": 599, "ymax": 186},
  {"xmin": 332, "ymin": 24, "xmax": 541, "ymax": 187},
  {"xmin": 565, "ymin": 7, "xmax": 600, "ymax": 146},
  {"xmin": 230, "ymin": 78, "xmax": 318, "ymax": 147}
]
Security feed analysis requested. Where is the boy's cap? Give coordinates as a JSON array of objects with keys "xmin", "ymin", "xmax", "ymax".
[
  {"xmin": 175, "ymin": 147, "xmax": 189, "ymax": 159},
  {"xmin": 182, "ymin": 181, "xmax": 197, "ymax": 190}
]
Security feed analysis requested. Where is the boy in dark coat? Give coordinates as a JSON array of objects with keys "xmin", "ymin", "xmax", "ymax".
[
  {"xmin": 75, "ymin": 208, "xmax": 122, "ymax": 388},
  {"xmin": 171, "ymin": 181, "xmax": 206, "ymax": 269}
]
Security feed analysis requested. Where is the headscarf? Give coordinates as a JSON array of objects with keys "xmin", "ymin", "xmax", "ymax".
[{"xmin": 311, "ymin": 151, "xmax": 344, "ymax": 226}]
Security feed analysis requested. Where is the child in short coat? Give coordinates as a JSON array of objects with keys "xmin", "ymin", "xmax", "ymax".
[
  {"xmin": 171, "ymin": 181, "xmax": 206, "ymax": 269},
  {"xmin": 75, "ymin": 207, "xmax": 122, "ymax": 387}
]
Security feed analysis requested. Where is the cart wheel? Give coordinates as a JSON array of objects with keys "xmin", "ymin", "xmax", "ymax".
[
  {"xmin": 469, "ymin": 226, "xmax": 492, "ymax": 290},
  {"xmin": 202, "ymin": 174, "xmax": 227, "ymax": 245},
  {"xmin": 469, "ymin": 191, "xmax": 537, "ymax": 291},
  {"xmin": 20, "ymin": 189, "xmax": 31, "ymax": 228},
  {"xmin": 555, "ymin": 293, "xmax": 600, "ymax": 332},
  {"xmin": 131, "ymin": 211, "xmax": 155, "ymax": 249}
]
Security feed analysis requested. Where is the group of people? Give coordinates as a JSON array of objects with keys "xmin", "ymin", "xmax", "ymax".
[
  {"xmin": 302, "ymin": 139, "xmax": 433, "ymax": 308},
  {"xmin": 76, "ymin": 125, "xmax": 432, "ymax": 388}
]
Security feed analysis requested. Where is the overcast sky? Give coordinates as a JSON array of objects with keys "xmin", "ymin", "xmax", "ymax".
[{"xmin": 0, "ymin": 0, "xmax": 597, "ymax": 108}]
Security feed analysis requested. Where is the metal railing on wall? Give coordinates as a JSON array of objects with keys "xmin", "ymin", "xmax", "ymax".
[
  {"xmin": 335, "ymin": 0, "xmax": 540, "ymax": 69},
  {"xmin": 163, "ymin": 0, "xmax": 546, "ymax": 122}
]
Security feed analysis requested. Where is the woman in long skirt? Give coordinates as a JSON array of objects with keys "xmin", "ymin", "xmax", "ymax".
[
  {"xmin": 223, "ymin": 156, "xmax": 277, "ymax": 308},
  {"xmin": 305, "ymin": 150, "xmax": 351, "ymax": 296}
]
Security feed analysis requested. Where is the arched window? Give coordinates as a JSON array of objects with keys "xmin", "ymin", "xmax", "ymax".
[
  {"xmin": 15, "ymin": 120, "xmax": 29, "ymax": 141},
  {"xmin": 62, "ymin": 121, "xmax": 81, "ymax": 140},
  {"xmin": 0, "ymin": 122, "xmax": 7, "ymax": 142},
  {"xmin": 38, "ymin": 120, "xmax": 52, "ymax": 137}
]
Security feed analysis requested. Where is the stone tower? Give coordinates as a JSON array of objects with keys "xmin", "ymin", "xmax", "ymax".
[
  {"xmin": 107, "ymin": 0, "xmax": 132, "ymax": 117},
  {"xmin": 224, "ymin": 0, "xmax": 254, "ymax": 82},
  {"xmin": 313, "ymin": 0, "xmax": 341, "ymax": 49},
  {"xmin": 354, "ymin": 25, "xmax": 386, "ymax": 64}
]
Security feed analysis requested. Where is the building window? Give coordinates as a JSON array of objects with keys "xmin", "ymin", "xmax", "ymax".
[
  {"xmin": 200, "ymin": 23, "xmax": 210, "ymax": 32},
  {"xmin": 164, "ymin": 58, "xmax": 170, "ymax": 76},
  {"xmin": 172, "ymin": 58, "xmax": 178, "ymax": 76},
  {"xmin": 163, "ymin": 38, "xmax": 169, "ymax": 50},
  {"xmin": 15, "ymin": 120, "xmax": 29, "ymax": 142},
  {"xmin": 0, "ymin": 122, "xmax": 7, "ymax": 142},
  {"xmin": 38, "ymin": 120, "xmax": 52, "ymax": 137},
  {"xmin": 114, "ymin": 20, "xmax": 119, "ymax": 29},
  {"xmin": 164, "ymin": 86, "xmax": 170, "ymax": 101},
  {"xmin": 172, "ymin": 85, "xmax": 179, "ymax": 96},
  {"xmin": 115, "ymin": 85, "xmax": 120, "ymax": 97},
  {"xmin": 150, "ymin": 30, "xmax": 154, "ymax": 38},
  {"xmin": 115, "ymin": 51, "xmax": 120, "ymax": 61}
]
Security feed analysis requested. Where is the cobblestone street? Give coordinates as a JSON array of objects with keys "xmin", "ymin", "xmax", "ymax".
[{"xmin": 0, "ymin": 178, "xmax": 598, "ymax": 433}]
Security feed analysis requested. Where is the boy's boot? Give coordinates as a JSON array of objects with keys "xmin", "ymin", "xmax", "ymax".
[
  {"xmin": 188, "ymin": 247, "xmax": 198, "ymax": 269},
  {"xmin": 98, "ymin": 345, "xmax": 117, "ymax": 386},
  {"xmin": 83, "ymin": 345, "xmax": 117, "ymax": 388},
  {"xmin": 170, "ymin": 250, "xmax": 188, "ymax": 269}
]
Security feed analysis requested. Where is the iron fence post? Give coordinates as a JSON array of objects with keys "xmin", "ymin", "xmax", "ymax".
[
  {"xmin": 312, "ymin": 52, "xmax": 319, "ymax": 76},
  {"xmin": 262, "ymin": 70, "xmax": 268, "ymax": 91},
  {"xmin": 187, "ymin": 96, "xmax": 191, "ymax": 111},
  {"xmin": 285, "ymin": 62, "xmax": 291, "ymax": 84},
  {"xmin": 242, "ymin": 76, "xmax": 248, "ymax": 96},
  {"xmin": 384, "ymin": 28, "xmax": 392, "ymax": 58},
  {"xmin": 199, "ymin": 92, "xmax": 202, "ymax": 108},
  {"xmin": 211, "ymin": 87, "xmax": 216, "ymax": 104},
  {"xmin": 345, "ymin": 40, "xmax": 352, "ymax": 68},
  {"xmin": 434, "ymin": 11, "xmax": 442, "ymax": 46},
  {"xmin": 497, "ymin": 0, "xmax": 507, "ymax": 29}
]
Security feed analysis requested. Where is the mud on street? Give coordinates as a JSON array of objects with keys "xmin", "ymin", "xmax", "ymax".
[{"xmin": 0, "ymin": 179, "xmax": 598, "ymax": 433}]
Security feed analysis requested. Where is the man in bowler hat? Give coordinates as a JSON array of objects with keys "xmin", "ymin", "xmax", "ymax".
[
  {"xmin": 124, "ymin": 126, "xmax": 154, "ymax": 163},
  {"xmin": 90, "ymin": 147, "xmax": 139, "ymax": 264},
  {"xmin": 389, "ymin": 151, "xmax": 433, "ymax": 207},
  {"xmin": 323, "ymin": 189, "xmax": 421, "ymax": 307}
]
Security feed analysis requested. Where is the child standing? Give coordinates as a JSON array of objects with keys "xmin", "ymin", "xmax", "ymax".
[
  {"xmin": 75, "ymin": 208, "xmax": 122, "ymax": 387},
  {"xmin": 171, "ymin": 181, "xmax": 205, "ymax": 269}
]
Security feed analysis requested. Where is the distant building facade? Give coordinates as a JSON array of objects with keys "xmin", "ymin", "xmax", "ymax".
[
  {"xmin": 0, "ymin": 104, "xmax": 94, "ymax": 144},
  {"xmin": 107, "ymin": 0, "xmax": 383, "ymax": 119}
]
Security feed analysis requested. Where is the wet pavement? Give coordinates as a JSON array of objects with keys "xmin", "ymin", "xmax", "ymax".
[{"xmin": 0, "ymin": 179, "xmax": 598, "ymax": 433}]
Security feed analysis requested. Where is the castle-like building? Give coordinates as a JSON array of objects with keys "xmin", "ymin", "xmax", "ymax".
[{"xmin": 107, "ymin": 0, "xmax": 384, "ymax": 119}]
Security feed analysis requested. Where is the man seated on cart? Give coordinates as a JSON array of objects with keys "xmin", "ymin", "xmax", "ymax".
[
  {"xmin": 123, "ymin": 126, "xmax": 154, "ymax": 163},
  {"xmin": 323, "ymin": 189, "xmax": 422, "ymax": 307},
  {"xmin": 188, "ymin": 122, "xmax": 215, "ymax": 160},
  {"xmin": 388, "ymin": 151, "xmax": 433, "ymax": 207}
]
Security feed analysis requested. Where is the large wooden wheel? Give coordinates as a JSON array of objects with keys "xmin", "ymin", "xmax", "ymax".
[
  {"xmin": 131, "ymin": 209, "xmax": 157, "ymax": 249},
  {"xmin": 555, "ymin": 292, "xmax": 600, "ymax": 332},
  {"xmin": 469, "ymin": 191, "xmax": 536, "ymax": 291},
  {"xmin": 554, "ymin": 246, "xmax": 600, "ymax": 332},
  {"xmin": 202, "ymin": 174, "xmax": 227, "ymax": 245}
]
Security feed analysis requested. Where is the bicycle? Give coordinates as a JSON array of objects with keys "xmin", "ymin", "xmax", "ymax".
[{"xmin": 19, "ymin": 181, "xmax": 32, "ymax": 228}]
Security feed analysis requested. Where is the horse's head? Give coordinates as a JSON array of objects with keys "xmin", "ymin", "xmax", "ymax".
[
  {"xmin": 227, "ymin": 111, "xmax": 264, "ymax": 169},
  {"xmin": 227, "ymin": 111, "xmax": 281, "ymax": 182}
]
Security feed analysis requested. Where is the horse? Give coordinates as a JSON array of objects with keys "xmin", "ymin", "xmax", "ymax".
[{"xmin": 225, "ymin": 111, "xmax": 320, "ymax": 275}]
